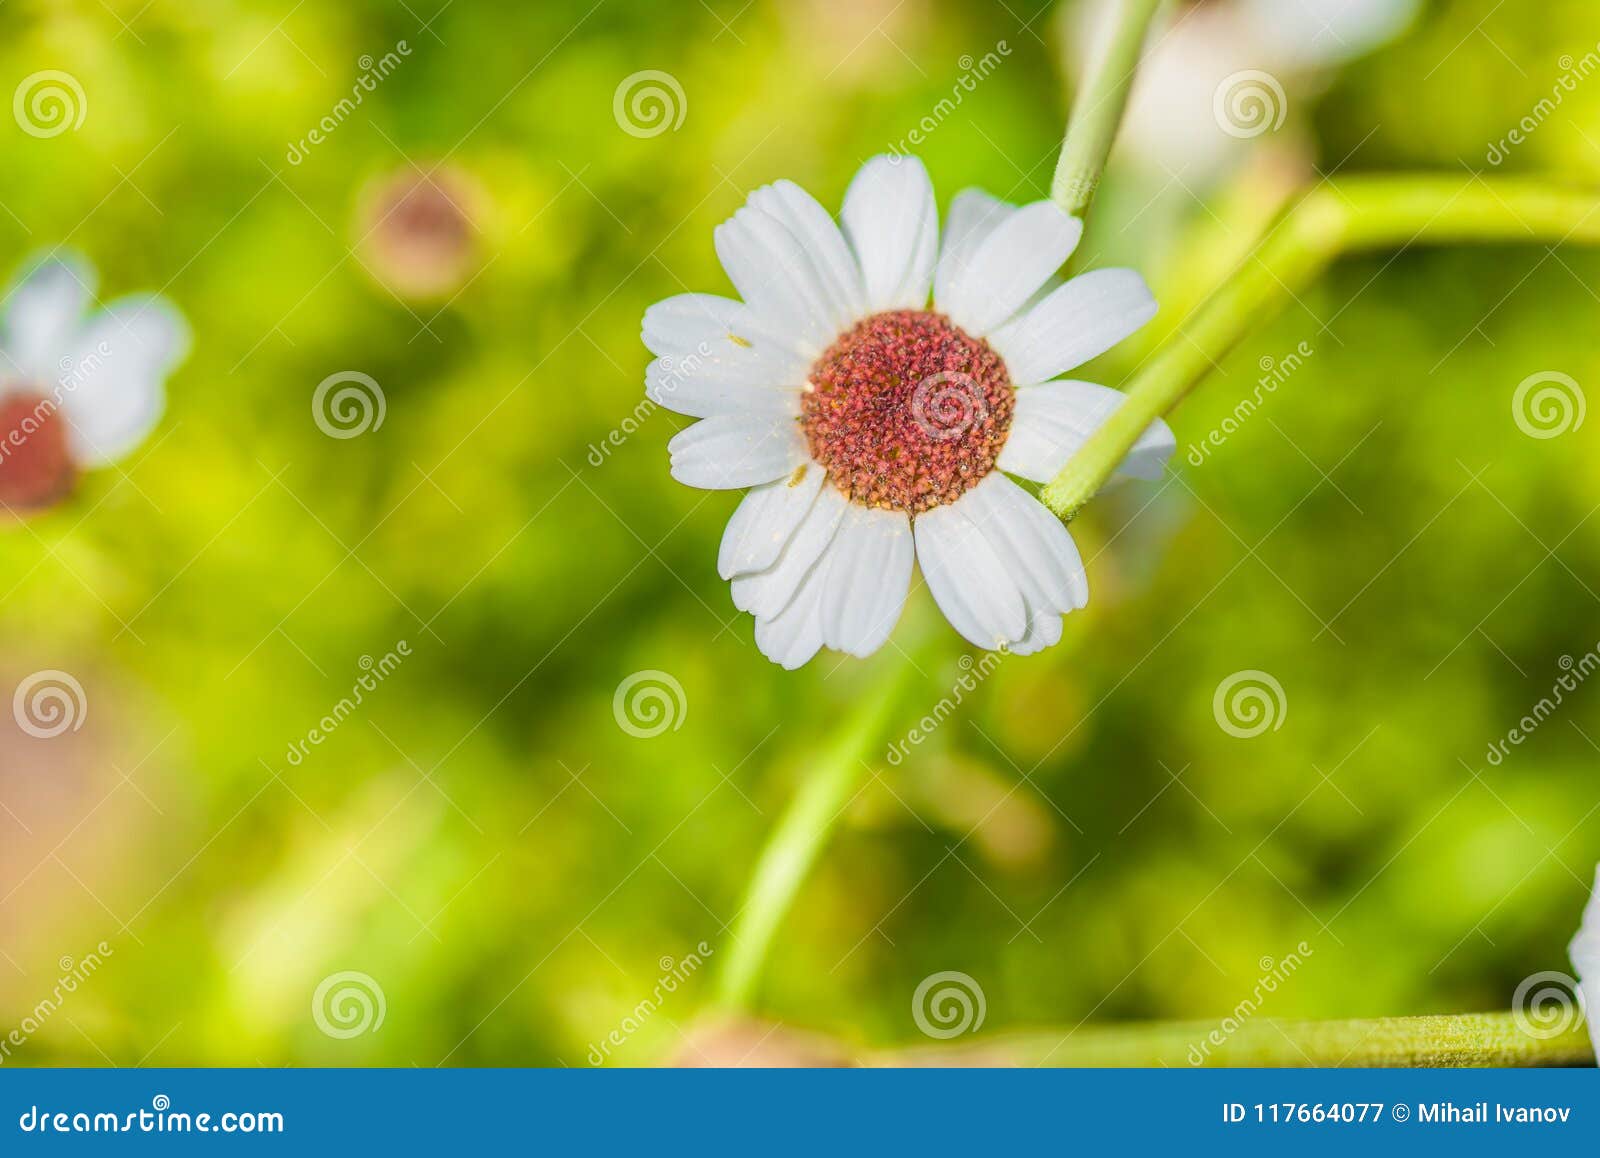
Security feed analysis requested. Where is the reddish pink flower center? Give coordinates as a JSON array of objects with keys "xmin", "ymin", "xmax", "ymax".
[
  {"xmin": 0, "ymin": 391, "xmax": 74, "ymax": 514},
  {"xmin": 800, "ymin": 310, "xmax": 1013, "ymax": 515}
]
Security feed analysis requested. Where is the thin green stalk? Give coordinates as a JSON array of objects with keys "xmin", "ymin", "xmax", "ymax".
[
  {"xmin": 1041, "ymin": 175, "xmax": 1600, "ymax": 520},
  {"xmin": 1052, "ymin": 0, "xmax": 1165, "ymax": 218},
  {"xmin": 716, "ymin": 649, "xmax": 929, "ymax": 1009},
  {"xmin": 874, "ymin": 1011, "xmax": 1595, "ymax": 1068}
]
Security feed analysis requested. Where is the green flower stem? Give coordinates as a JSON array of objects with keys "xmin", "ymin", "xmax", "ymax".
[
  {"xmin": 1041, "ymin": 175, "xmax": 1600, "ymax": 520},
  {"xmin": 716, "ymin": 647, "xmax": 930, "ymax": 1010},
  {"xmin": 874, "ymin": 1011, "xmax": 1595, "ymax": 1068},
  {"xmin": 1051, "ymin": 0, "xmax": 1165, "ymax": 218}
]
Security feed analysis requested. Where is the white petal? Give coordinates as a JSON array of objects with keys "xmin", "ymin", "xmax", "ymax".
[
  {"xmin": 714, "ymin": 200, "xmax": 839, "ymax": 355},
  {"xmin": 999, "ymin": 380, "xmax": 1174, "ymax": 486},
  {"xmin": 642, "ymin": 293, "xmax": 739, "ymax": 353},
  {"xmin": 753, "ymin": 569, "xmax": 826, "ymax": 670},
  {"xmin": 962, "ymin": 473, "xmax": 1088, "ymax": 615},
  {"xmin": 1008, "ymin": 608, "xmax": 1065, "ymax": 656},
  {"xmin": 643, "ymin": 293, "xmax": 810, "ymax": 373},
  {"xmin": 988, "ymin": 269, "xmax": 1157, "ymax": 384},
  {"xmin": 1, "ymin": 253, "xmax": 96, "ymax": 382},
  {"xmin": 1115, "ymin": 419, "xmax": 1177, "ymax": 481},
  {"xmin": 1242, "ymin": 0, "xmax": 1421, "ymax": 67},
  {"xmin": 668, "ymin": 415, "xmax": 806, "ymax": 490},
  {"xmin": 749, "ymin": 181, "xmax": 866, "ymax": 331},
  {"xmin": 841, "ymin": 156, "xmax": 938, "ymax": 312},
  {"xmin": 57, "ymin": 296, "xmax": 188, "ymax": 466},
  {"xmin": 732, "ymin": 485, "xmax": 847, "ymax": 619},
  {"xmin": 1570, "ymin": 864, "xmax": 1600, "ymax": 1060},
  {"xmin": 913, "ymin": 498, "xmax": 1027, "ymax": 649},
  {"xmin": 717, "ymin": 463, "xmax": 826, "ymax": 580},
  {"xmin": 646, "ymin": 356, "xmax": 800, "ymax": 419},
  {"xmin": 935, "ymin": 201, "xmax": 1083, "ymax": 336},
  {"xmin": 936, "ymin": 189, "xmax": 1015, "ymax": 305},
  {"xmin": 817, "ymin": 504, "xmax": 913, "ymax": 657}
]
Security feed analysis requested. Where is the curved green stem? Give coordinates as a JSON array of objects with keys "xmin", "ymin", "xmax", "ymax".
[
  {"xmin": 1052, "ymin": 0, "xmax": 1165, "ymax": 219},
  {"xmin": 1041, "ymin": 175, "xmax": 1600, "ymax": 519},
  {"xmin": 874, "ymin": 1011, "xmax": 1595, "ymax": 1068},
  {"xmin": 716, "ymin": 649, "xmax": 929, "ymax": 1009}
]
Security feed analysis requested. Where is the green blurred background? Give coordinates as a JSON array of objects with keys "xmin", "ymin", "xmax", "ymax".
[{"xmin": 1, "ymin": 0, "xmax": 1598, "ymax": 1066}]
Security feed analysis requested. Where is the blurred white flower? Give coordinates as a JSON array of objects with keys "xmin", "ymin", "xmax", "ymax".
[
  {"xmin": 642, "ymin": 156, "xmax": 1173, "ymax": 668},
  {"xmin": 0, "ymin": 253, "xmax": 188, "ymax": 512},
  {"xmin": 1070, "ymin": 0, "xmax": 1421, "ymax": 180},
  {"xmin": 1569, "ymin": 864, "xmax": 1600, "ymax": 1053}
]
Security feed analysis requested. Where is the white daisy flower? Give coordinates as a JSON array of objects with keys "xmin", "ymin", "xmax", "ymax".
[
  {"xmin": 1570, "ymin": 864, "xmax": 1600, "ymax": 1053},
  {"xmin": 0, "ymin": 254, "xmax": 189, "ymax": 513},
  {"xmin": 642, "ymin": 156, "xmax": 1174, "ymax": 669},
  {"xmin": 1070, "ymin": 0, "xmax": 1421, "ymax": 179}
]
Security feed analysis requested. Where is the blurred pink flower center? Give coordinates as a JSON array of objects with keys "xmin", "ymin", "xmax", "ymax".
[{"xmin": 0, "ymin": 392, "xmax": 75, "ymax": 512}]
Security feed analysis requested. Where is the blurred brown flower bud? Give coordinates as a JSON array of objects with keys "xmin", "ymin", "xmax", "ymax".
[{"xmin": 355, "ymin": 164, "xmax": 484, "ymax": 301}]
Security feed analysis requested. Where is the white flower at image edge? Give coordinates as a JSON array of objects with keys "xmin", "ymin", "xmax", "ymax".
[
  {"xmin": 1071, "ymin": 0, "xmax": 1420, "ymax": 177},
  {"xmin": 641, "ymin": 155, "xmax": 1174, "ymax": 669},
  {"xmin": 1570, "ymin": 864, "xmax": 1600, "ymax": 1054},
  {"xmin": 0, "ymin": 253, "xmax": 189, "ymax": 491}
]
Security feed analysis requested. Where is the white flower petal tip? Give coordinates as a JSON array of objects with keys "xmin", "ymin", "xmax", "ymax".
[
  {"xmin": 1569, "ymin": 864, "xmax": 1600, "ymax": 1054},
  {"xmin": 935, "ymin": 201, "xmax": 1084, "ymax": 336},
  {"xmin": 716, "ymin": 466, "xmax": 825, "ymax": 581},
  {"xmin": 0, "ymin": 252, "xmax": 190, "ymax": 471},
  {"xmin": 667, "ymin": 416, "xmax": 807, "ymax": 490},
  {"xmin": 842, "ymin": 155, "xmax": 938, "ymax": 312},
  {"xmin": 989, "ymin": 268, "xmax": 1157, "ymax": 384},
  {"xmin": 1000, "ymin": 380, "xmax": 1176, "ymax": 489},
  {"xmin": 57, "ymin": 295, "xmax": 191, "ymax": 467},
  {"xmin": 649, "ymin": 157, "xmax": 1163, "ymax": 667},
  {"xmin": 1, "ymin": 252, "xmax": 98, "ymax": 383}
]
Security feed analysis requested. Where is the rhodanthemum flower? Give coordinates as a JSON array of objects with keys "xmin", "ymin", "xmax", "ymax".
[
  {"xmin": 1067, "ymin": 0, "xmax": 1420, "ymax": 181},
  {"xmin": 0, "ymin": 254, "xmax": 189, "ymax": 514},
  {"xmin": 642, "ymin": 156, "xmax": 1174, "ymax": 668}
]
